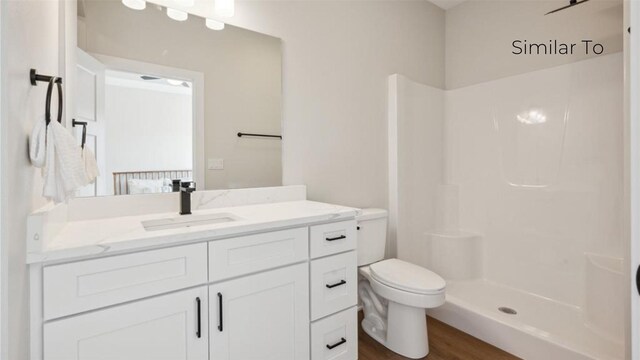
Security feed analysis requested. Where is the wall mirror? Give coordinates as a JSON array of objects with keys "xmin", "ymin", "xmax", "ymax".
[{"xmin": 72, "ymin": 0, "xmax": 282, "ymax": 197}]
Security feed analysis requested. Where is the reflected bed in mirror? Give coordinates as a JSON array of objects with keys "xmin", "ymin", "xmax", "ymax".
[{"xmin": 73, "ymin": 0, "xmax": 282, "ymax": 197}]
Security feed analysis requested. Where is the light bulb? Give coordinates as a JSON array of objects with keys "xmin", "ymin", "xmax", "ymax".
[
  {"xmin": 206, "ymin": 18, "xmax": 225, "ymax": 31},
  {"xmin": 122, "ymin": 0, "xmax": 146, "ymax": 10},
  {"xmin": 167, "ymin": 8, "xmax": 188, "ymax": 21},
  {"xmin": 215, "ymin": 0, "xmax": 234, "ymax": 18}
]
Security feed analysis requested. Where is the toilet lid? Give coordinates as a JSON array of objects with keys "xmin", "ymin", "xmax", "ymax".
[{"xmin": 369, "ymin": 259, "xmax": 446, "ymax": 295}]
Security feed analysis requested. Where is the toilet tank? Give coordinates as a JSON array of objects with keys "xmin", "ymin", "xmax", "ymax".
[{"xmin": 356, "ymin": 209, "xmax": 388, "ymax": 266}]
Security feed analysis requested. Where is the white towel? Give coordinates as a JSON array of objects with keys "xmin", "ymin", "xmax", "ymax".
[
  {"xmin": 43, "ymin": 121, "xmax": 87, "ymax": 203},
  {"xmin": 82, "ymin": 146, "xmax": 100, "ymax": 184},
  {"xmin": 29, "ymin": 117, "xmax": 47, "ymax": 168}
]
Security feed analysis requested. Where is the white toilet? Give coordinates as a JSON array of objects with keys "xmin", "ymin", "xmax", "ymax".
[{"xmin": 357, "ymin": 209, "xmax": 446, "ymax": 359}]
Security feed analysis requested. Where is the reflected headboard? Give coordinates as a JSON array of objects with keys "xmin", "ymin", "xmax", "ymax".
[{"xmin": 113, "ymin": 170, "xmax": 192, "ymax": 195}]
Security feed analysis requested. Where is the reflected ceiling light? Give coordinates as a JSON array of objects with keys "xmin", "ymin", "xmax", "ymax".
[
  {"xmin": 167, "ymin": 79, "xmax": 184, "ymax": 86},
  {"xmin": 517, "ymin": 109, "xmax": 547, "ymax": 125},
  {"xmin": 122, "ymin": 0, "xmax": 146, "ymax": 10},
  {"xmin": 167, "ymin": 8, "xmax": 188, "ymax": 21},
  {"xmin": 206, "ymin": 18, "xmax": 225, "ymax": 31},
  {"xmin": 215, "ymin": 0, "xmax": 234, "ymax": 18}
]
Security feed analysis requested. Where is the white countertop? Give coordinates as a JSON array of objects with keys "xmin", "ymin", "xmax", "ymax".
[{"xmin": 27, "ymin": 200, "xmax": 359, "ymax": 264}]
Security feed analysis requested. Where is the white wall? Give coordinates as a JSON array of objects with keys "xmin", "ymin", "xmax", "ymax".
[
  {"xmin": 80, "ymin": 0, "xmax": 283, "ymax": 190},
  {"xmin": 445, "ymin": 0, "xmax": 623, "ymax": 89},
  {"xmin": 163, "ymin": 0, "xmax": 447, "ymax": 208},
  {"xmin": 1, "ymin": 2, "xmax": 61, "ymax": 359},
  {"xmin": 144, "ymin": 0, "xmax": 446, "ymax": 257},
  {"xmin": 0, "ymin": 2, "xmax": 446, "ymax": 357},
  {"xmin": 104, "ymin": 77, "xmax": 192, "ymax": 193}
]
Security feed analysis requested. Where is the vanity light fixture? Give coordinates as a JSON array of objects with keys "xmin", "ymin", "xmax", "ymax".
[
  {"xmin": 215, "ymin": 0, "xmax": 234, "ymax": 18},
  {"xmin": 167, "ymin": 8, "xmax": 188, "ymax": 21},
  {"xmin": 206, "ymin": 18, "xmax": 225, "ymax": 31},
  {"xmin": 122, "ymin": 0, "xmax": 146, "ymax": 10}
]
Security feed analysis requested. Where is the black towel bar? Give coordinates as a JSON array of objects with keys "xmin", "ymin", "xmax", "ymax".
[{"xmin": 237, "ymin": 132, "xmax": 282, "ymax": 139}]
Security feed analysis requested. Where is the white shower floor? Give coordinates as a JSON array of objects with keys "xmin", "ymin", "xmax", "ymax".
[{"xmin": 427, "ymin": 279, "xmax": 623, "ymax": 360}]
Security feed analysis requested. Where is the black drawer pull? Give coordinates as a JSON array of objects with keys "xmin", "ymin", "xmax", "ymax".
[
  {"xmin": 326, "ymin": 280, "xmax": 347, "ymax": 289},
  {"xmin": 636, "ymin": 265, "xmax": 640, "ymax": 295},
  {"xmin": 195, "ymin": 297, "xmax": 202, "ymax": 338},
  {"xmin": 326, "ymin": 235, "xmax": 346, "ymax": 241},
  {"xmin": 326, "ymin": 338, "xmax": 347, "ymax": 350},
  {"xmin": 218, "ymin": 292, "xmax": 223, "ymax": 332}
]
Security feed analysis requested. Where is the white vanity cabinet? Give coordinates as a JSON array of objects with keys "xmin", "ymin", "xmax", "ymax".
[
  {"xmin": 32, "ymin": 219, "xmax": 358, "ymax": 360},
  {"xmin": 44, "ymin": 286, "xmax": 209, "ymax": 360},
  {"xmin": 308, "ymin": 220, "xmax": 359, "ymax": 360},
  {"xmin": 209, "ymin": 263, "xmax": 309, "ymax": 360}
]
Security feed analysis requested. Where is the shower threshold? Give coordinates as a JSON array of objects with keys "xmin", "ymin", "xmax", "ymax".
[{"xmin": 427, "ymin": 279, "xmax": 623, "ymax": 360}]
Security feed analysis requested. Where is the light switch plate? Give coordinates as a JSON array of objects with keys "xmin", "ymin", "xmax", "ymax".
[{"xmin": 208, "ymin": 158, "xmax": 224, "ymax": 170}]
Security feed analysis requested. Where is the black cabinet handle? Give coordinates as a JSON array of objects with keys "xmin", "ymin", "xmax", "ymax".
[
  {"xmin": 636, "ymin": 265, "xmax": 640, "ymax": 296},
  {"xmin": 326, "ymin": 235, "xmax": 346, "ymax": 242},
  {"xmin": 326, "ymin": 338, "xmax": 347, "ymax": 350},
  {"xmin": 195, "ymin": 297, "xmax": 202, "ymax": 338},
  {"xmin": 218, "ymin": 292, "xmax": 223, "ymax": 332},
  {"xmin": 326, "ymin": 280, "xmax": 347, "ymax": 289}
]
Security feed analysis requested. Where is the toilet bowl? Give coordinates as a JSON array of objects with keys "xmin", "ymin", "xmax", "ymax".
[{"xmin": 357, "ymin": 209, "xmax": 446, "ymax": 359}]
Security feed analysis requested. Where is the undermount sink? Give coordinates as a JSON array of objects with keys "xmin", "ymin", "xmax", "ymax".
[{"xmin": 142, "ymin": 213, "xmax": 241, "ymax": 231}]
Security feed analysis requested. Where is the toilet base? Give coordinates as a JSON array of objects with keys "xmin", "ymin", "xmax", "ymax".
[
  {"xmin": 360, "ymin": 281, "xmax": 429, "ymax": 359},
  {"xmin": 386, "ymin": 301, "xmax": 429, "ymax": 358}
]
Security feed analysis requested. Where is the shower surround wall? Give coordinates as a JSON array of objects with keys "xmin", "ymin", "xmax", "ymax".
[
  {"xmin": 447, "ymin": 52, "xmax": 623, "ymax": 308},
  {"xmin": 388, "ymin": 75, "xmax": 444, "ymax": 260},
  {"xmin": 390, "ymin": 52, "xmax": 624, "ymax": 359}
]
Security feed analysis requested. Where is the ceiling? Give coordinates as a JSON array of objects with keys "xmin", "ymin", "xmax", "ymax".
[{"xmin": 428, "ymin": 0, "xmax": 467, "ymax": 10}]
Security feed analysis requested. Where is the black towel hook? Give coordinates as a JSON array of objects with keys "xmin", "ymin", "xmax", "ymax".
[
  {"xmin": 31, "ymin": 69, "xmax": 63, "ymax": 126},
  {"xmin": 72, "ymin": 119, "xmax": 88, "ymax": 149}
]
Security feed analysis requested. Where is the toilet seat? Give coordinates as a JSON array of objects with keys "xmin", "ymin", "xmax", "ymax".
[
  {"xmin": 369, "ymin": 259, "xmax": 445, "ymax": 295},
  {"xmin": 359, "ymin": 260, "xmax": 446, "ymax": 309}
]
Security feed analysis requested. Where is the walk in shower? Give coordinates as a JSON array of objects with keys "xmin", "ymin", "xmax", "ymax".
[{"xmin": 387, "ymin": 6, "xmax": 625, "ymax": 356}]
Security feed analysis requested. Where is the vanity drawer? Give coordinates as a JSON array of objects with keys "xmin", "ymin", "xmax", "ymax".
[
  {"xmin": 310, "ymin": 251, "xmax": 358, "ymax": 320},
  {"xmin": 309, "ymin": 220, "xmax": 357, "ymax": 259},
  {"xmin": 209, "ymin": 227, "xmax": 308, "ymax": 282},
  {"xmin": 43, "ymin": 243, "xmax": 207, "ymax": 320},
  {"xmin": 311, "ymin": 306, "xmax": 357, "ymax": 360}
]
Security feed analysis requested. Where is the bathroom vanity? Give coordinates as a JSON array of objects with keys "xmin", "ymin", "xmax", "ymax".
[{"xmin": 27, "ymin": 186, "xmax": 359, "ymax": 360}]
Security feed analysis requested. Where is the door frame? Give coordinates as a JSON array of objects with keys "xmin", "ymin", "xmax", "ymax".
[
  {"xmin": 86, "ymin": 53, "xmax": 205, "ymax": 191},
  {"xmin": 629, "ymin": 0, "xmax": 640, "ymax": 359},
  {"xmin": 0, "ymin": 1, "xmax": 5, "ymax": 358}
]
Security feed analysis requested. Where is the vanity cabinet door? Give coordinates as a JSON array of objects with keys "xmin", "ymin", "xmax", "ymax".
[
  {"xmin": 43, "ymin": 286, "xmax": 208, "ymax": 360},
  {"xmin": 210, "ymin": 262, "xmax": 310, "ymax": 360}
]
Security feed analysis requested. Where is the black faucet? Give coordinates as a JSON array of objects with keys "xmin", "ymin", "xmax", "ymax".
[
  {"xmin": 180, "ymin": 181, "xmax": 196, "ymax": 215},
  {"xmin": 172, "ymin": 179, "xmax": 181, "ymax": 192}
]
